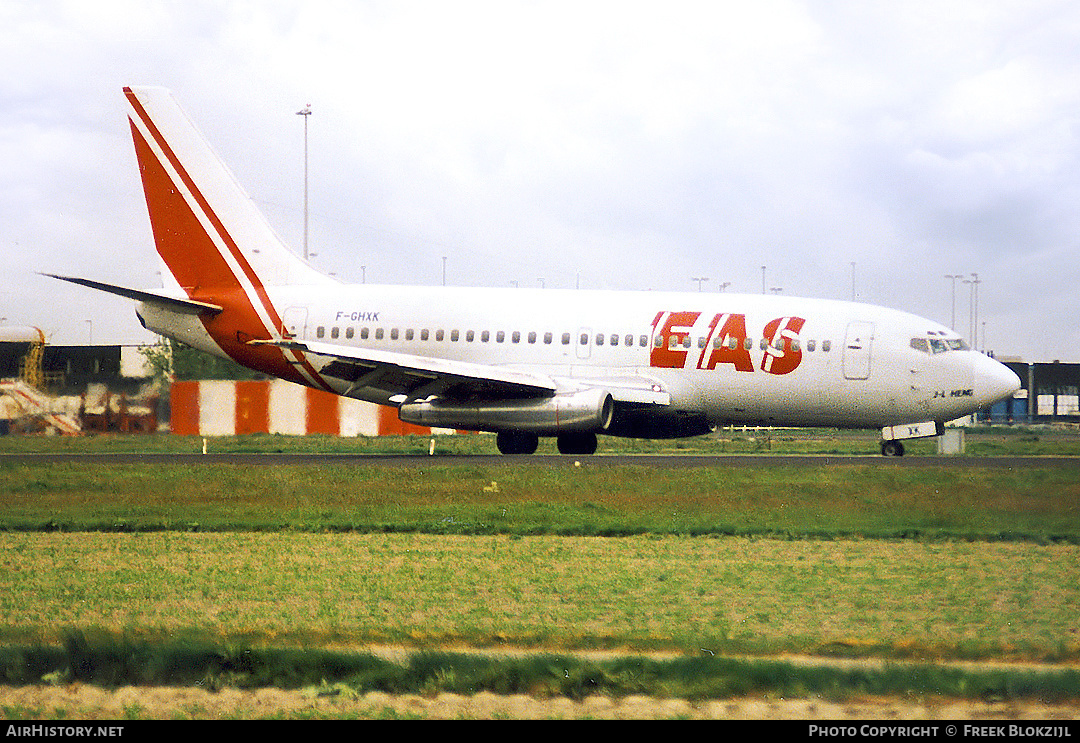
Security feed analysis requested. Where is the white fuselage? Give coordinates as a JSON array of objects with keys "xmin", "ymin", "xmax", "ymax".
[{"xmin": 140, "ymin": 282, "xmax": 1020, "ymax": 432}]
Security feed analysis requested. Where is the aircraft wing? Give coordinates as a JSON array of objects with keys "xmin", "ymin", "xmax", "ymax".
[{"xmin": 253, "ymin": 338, "xmax": 559, "ymax": 404}]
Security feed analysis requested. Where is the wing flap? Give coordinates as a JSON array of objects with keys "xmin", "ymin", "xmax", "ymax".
[{"xmin": 253, "ymin": 338, "xmax": 558, "ymax": 401}]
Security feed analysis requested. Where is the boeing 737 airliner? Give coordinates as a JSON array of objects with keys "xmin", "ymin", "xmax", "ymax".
[{"xmin": 50, "ymin": 87, "xmax": 1021, "ymax": 456}]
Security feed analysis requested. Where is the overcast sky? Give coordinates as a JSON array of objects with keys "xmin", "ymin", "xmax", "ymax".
[{"xmin": 3, "ymin": 0, "xmax": 1079, "ymax": 361}]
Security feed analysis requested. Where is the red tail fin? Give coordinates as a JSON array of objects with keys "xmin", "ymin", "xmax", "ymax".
[{"xmin": 124, "ymin": 87, "xmax": 334, "ymax": 387}]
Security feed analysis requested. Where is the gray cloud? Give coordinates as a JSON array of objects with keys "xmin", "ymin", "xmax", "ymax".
[{"xmin": 2, "ymin": 0, "xmax": 1078, "ymax": 361}]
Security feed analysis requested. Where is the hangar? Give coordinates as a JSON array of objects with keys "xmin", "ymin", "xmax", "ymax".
[{"xmin": 994, "ymin": 360, "xmax": 1080, "ymax": 424}]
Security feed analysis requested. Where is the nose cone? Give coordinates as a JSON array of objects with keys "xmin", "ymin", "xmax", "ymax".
[{"xmin": 973, "ymin": 354, "xmax": 1021, "ymax": 408}]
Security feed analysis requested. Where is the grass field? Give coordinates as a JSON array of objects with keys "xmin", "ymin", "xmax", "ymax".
[
  {"xmin": 2, "ymin": 532, "xmax": 1077, "ymax": 659},
  {"xmin": 0, "ymin": 427, "xmax": 1078, "ymax": 712}
]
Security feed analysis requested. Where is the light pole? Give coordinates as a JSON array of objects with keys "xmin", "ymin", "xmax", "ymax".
[
  {"xmin": 970, "ymin": 272, "xmax": 980, "ymax": 350},
  {"xmin": 944, "ymin": 275, "xmax": 960, "ymax": 329},
  {"xmin": 691, "ymin": 277, "xmax": 708, "ymax": 292},
  {"xmin": 442, "ymin": 256, "xmax": 447, "ymax": 286},
  {"xmin": 296, "ymin": 104, "xmax": 312, "ymax": 261},
  {"xmin": 850, "ymin": 262, "xmax": 856, "ymax": 301},
  {"xmin": 963, "ymin": 273, "xmax": 981, "ymax": 347}
]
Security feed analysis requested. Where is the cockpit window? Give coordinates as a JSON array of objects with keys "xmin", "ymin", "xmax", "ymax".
[{"xmin": 911, "ymin": 335, "xmax": 969, "ymax": 354}]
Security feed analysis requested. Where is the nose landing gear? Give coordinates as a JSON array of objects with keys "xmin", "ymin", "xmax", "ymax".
[{"xmin": 880, "ymin": 440, "xmax": 905, "ymax": 457}]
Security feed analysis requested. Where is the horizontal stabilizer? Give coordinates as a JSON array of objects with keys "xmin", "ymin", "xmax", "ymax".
[{"xmin": 43, "ymin": 274, "xmax": 223, "ymax": 316}]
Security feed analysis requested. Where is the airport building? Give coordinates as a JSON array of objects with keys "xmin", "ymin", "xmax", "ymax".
[
  {"xmin": 0, "ymin": 335, "xmax": 441, "ymax": 436},
  {"xmin": 994, "ymin": 360, "xmax": 1080, "ymax": 423}
]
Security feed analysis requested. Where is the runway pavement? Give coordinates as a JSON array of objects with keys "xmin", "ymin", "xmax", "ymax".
[{"xmin": 1, "ymin": 452, "xmax": 1076, "ymax": 468}]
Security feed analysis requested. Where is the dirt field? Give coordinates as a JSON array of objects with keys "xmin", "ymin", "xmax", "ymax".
[{"xmin": 2, "ymin": 683, "xmax": 1079, "ymax": 720}]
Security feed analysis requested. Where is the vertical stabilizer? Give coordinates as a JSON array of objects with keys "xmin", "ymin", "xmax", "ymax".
[
  {"xmin": 123, "ymin": 86, "xmax": 335, "ymax": 388},
  {"xmin": 124, "ymin": 86, "xmax": 332, "ymax": 293}
]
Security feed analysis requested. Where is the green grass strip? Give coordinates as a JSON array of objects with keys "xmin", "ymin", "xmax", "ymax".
[
  {"xmin": 3, "ymin": 630, "xmax": 1078, "ymax": 703},
  {"xmin": 1, "ymin": 460, "xmax": 1078, "ymax": 543}
]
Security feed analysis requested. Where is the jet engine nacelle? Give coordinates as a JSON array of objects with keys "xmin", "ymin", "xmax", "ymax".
[{"xmin": 399, "ymin": 388, "xmax": 614, "ymax": 435}]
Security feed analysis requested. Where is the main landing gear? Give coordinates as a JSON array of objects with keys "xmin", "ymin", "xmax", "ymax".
[
  {"xmin": 496, "ymin": 431, "xmax": 539, "ymax": 455},
  {"xmin": 495, "ymin": 431, "xmax": 599, "ymax": 455},
  {"xmin": 556, "ymin": 431, "xmax": 598, "ymax": 455}
]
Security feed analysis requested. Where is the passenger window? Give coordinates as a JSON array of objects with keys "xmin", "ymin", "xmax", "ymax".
[
  {"xmin": 330, "ymin": 327, "xmax": 339, "ymax": 339},
  {"xmin": 450, "ymin": 330, "xmax": 459, "ymax": 341},
  {"xmin": 562, "ymin": 332, "xmax": 571, "ymax": 345},
  {"xmin": 482, "ymin": 330, "xmax": 490, "ymax": 342},
  {"xmin": 405, "ymin": 329, "xmax": 414, "ymax": 341},
  {"xmin": 806, "ymin": 339, "xmax": 816, "ymax": 352},
  {"xmin": 496, "ymin": 331, "xmax": 505, "ymax": 343},
  {"xmin": 512, "ymin": 331, "xmax": 520, "ymax": 343},
  {"xmin": 466, "ymin": 330, "xmax": 475, "ymax": 342},
  {"xmin": 528, "ymin": 331, "xmax": 536, "ymax": 344},
  {"xmin": 543, "ymin": 332, "xmax": 552, "ymax": 344},
  {"xmin": 316, "ymin": 326, "xmax": 325, "ymax": 339},
  {"xmin": 346, "ymin": 327, "xmax": 355, "ymax": 340},
  {"xmin": 360, "ymin": 327, "xmax": 369, "ymax": 340},
  {"xmin": 420, "ymin": 329, "xmax": 429, "ymax": 341},
  {"xmin": 640, "ymin": 335, "xmax": 648, "ymax": 347},
  {"xmin": 390, "ymin": 328, "xmax": 399, "ymax": 340},
  {"xmin": 375, "ymin": 328, "xmax": 384, "ymax": 340},
  {"xmin": 436, "ymin": 329, "xmax": 445, "ymax": 342},
  {"xmin": 822, "ymin": 340, "xmax": 831, "ymax": 352},
  {"xmin": 625, "ymin": 334, "xmax": 633, "ymax": 347},
  {"xmin": 596, "ymin": 333, "xmax": 604, "ymax": 346}
]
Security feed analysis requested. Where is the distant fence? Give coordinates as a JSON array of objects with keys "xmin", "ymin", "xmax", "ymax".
[{"xmin": 169, "ymin": 380, "xmax": 454, "ymax": 437}]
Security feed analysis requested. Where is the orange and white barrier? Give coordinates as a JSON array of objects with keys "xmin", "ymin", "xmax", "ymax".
[{"xmin": 169, "ymin": 380, "xmax": 450, "ymax": 437}]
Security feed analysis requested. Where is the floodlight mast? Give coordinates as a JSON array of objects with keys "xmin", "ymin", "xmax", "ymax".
[{"xmin": 296, "ymin": 104, "xmax": 312, "ymax": 261}]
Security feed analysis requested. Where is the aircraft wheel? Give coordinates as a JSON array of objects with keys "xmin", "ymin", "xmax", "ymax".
[
  {"xmin": 880, "ymin": 440, "xmax": 905, "ymax": 457},
  {"xmin": 496, "ymin": 431, "xmax": 539, "ymax": 455},
  {"xmin": 557, "ymin": 431, "xmax": 598, "ymax": 455}
]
